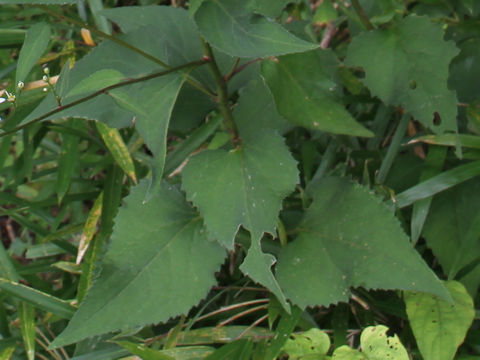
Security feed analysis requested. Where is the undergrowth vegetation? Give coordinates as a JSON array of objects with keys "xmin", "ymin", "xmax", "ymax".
[{"xmin": 0, "ymin": 0, "xmax": 479, "ymax": 359}]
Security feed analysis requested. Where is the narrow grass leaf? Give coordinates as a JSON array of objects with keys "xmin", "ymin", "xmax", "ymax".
[
  {"xmin": 19, "ymin": 302, "xmax": 35, "ymax": 360},
  {"xmin": 395, "ymin": 160, "xmax": 480, "ymax": 208},
  {"xmin": 16, "ymin": 22, "xmax": 50, "ymax": 85},
  {"xmin": 0, "ymin": 278, "xmax": 76, "ymax": 319},
  {"xmin": 408, "ymin": 134, "xmax": 480, "ymax": 149},
  {"xmin": 56, "ymin": 120, "xmax": 81, "ymax": 203},
  {"xmin": 115, "ymin": 341, "xmax": 175, "ymax": 360},
  {"xmin": 96, "ymin": 122, "xmax": 137, "ymax": 183},
  {"xmin": 77, "ymin": 192, "xmax": 103, "ymax": 264},
  {"xmin": 411, "ymin": 146, "xmax": 447, "ymax": 244}
]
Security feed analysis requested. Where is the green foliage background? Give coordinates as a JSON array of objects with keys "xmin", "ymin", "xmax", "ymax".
[{"xmin": 0, "ymin": 0, "xmax": 479, "ymax": 359}]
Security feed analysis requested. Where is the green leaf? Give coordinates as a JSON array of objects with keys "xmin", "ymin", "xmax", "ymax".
[
  {"xmin": 115, "ymin": 341, "xmax": 175, "ymax": 360},
  {"xmin": 409, "ymin": 134, "xmax": 480, "ymax": 149},
  {"xmin": 346, "ymin": 15, "xmax": 459, "ymax": 133},
  {"xmin": 194, "ymin": 0, "xmax": 317, "ymax": 58},
  {"xmin": 360, "ymin": 325, "xmax": 408, "ymax": 360},
  {"xmin": 262, "ymin": 305, "xmax": 303, "ymax": 360},
  {"xmin": 395, "ymin": 160, "xmax": 480, "ymax": 208},
  {"xmin": 276, "ymin": 177, "xmax": 449, "ymax": 309},
  {"xmin": 182, "ymin": 131, "xmax": 297, "ymax": 248},
  {"xmin": 422, "ymin": 179, "xmax": 480, "ymax": 295},
  {"xmin": 66, "ymin": 69, "xmax": 125, "ymax": 97},
  {"xmin": 0, "ymin": 279, "xmax": 76, "ymax": 319},
  {"xmin": 204, "ymin": 339, "xmax": 253, "ymax": 360},
  {"xmin": 234, "ymin": 77, "xmax": 290, "ymax": 136},
  {"xmin": 405, "ymin": 281, "xmax": 475, "ymax": 360},
  {"xmin": 261, "ymin": 50, "xmax": 373, "ymax": 137},
  {"xmin": 282, "ymin": 328, "xmax": 330, "ymax": 359},
  {"xmin": 182, "ymin": 131, "xmax": 297, "ymax": 309},
  {"xmin": 56, "ymin": 119, "xmax": 80, "ymax": 202},
  {"xmin": 19, "ymin": 302, "xmax": 35, "ymax": 360},
  {"xmin": 449, "ymin": 39, "xmax": 480, "ymax": 103},
  {"xmin": 50, "ymin": 180, "xmax": 225, "ymax": 347},
  {"xmin": 95, "ymin": 121, "xmax": 137, "ymax": 183},
  {"xmin": 332, "ymin": 346, "xmax": 367, "ymax": 359},
  {"xmin": 16, "ymin": 22, "xmax": 50, "ymax": 85}
]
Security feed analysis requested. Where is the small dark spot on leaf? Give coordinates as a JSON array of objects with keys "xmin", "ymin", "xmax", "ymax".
[
  {"xmin": 433, "ymin": 112, "xmax": 441, "ymax": 126},
  {"xmin": 409, "ymin": 80, "xmax": 417, "ymax": 89},
  {"xmin": 386, "ymin": 328, "xmax": 395, "ymax": 337},
  {"xmin": 311, "ymin": 346, "xmax": 315, "ymax": 350},
  {"xmin": 289, "ymin": 335, "xmax": 295, "ymax": 340}
]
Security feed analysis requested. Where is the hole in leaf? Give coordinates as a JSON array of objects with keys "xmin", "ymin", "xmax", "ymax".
[
  {"xmin": 433, "ymin": 112, "xmax": 441, "ymax": 126},
  {"xmin": 385, "ymin": 328, "xmax": 395, "ymax": 337},
  {"xmin": 409, "ymin": 80, "xmax": 417, "ymax": 89}
]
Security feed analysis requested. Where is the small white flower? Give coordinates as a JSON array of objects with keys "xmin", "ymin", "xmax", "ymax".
[
  {"xmin": 43, "ymin": 67, "xmax": 50, "ymax": 75},
  {"xmin": 43, "ymin": 87, "xmax": 48, "ymax": 92},
  {"xmin": 5, "ymin": 91, "xmax": 15, "ymax": 103},
  {"xmin": 42, "ymin": 75, "xmax": 48, "ymax": 82},
  {"xmin": 0, "ymin": 98, "xmax": 5, "ymax": 104},
  {"xmin": 17, "ymin": 81, "xmax": 24, "ymax": 89}
]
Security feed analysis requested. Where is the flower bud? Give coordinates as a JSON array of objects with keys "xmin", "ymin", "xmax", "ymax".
[{"xmin": 17, "ymin": 81, "xmax": 24, "ymax": 89}]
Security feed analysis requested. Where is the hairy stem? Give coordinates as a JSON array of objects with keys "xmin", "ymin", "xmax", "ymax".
[
  {"xmin": 201, "ymin": 39, "xmax": 239, "ymax": 145},
  {"xmin": 0, "ymin": 60, "xmax": 208, "ymax": 138},
  {"xmin": 351, "ymin": 0, "xmax": 374, "ymax": 30},
  {"xmin": 38, "ymin": 5, "xmax": 215, "ymax": 98}
]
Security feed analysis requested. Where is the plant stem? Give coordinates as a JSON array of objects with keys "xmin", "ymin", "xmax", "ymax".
[
  {"xmin": 201, "ymin": 38, "xmax": 239, "ymax": 145},
  {"xmin": 351, "ymin": 0, "xmax": 374, "ymax": 30},
  {"xmin": 38, "ymin": 5, "xmax": 215, "ymax": 98},
  {"xmin": 0, "ymin": 60, "xmax": 208, "ymax": 138},
  {"xmin": 376, "ymin": 114, "xmax": 410, "ymax": 184}
]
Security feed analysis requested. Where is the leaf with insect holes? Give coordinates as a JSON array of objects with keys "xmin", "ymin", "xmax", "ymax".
[
  {"xmin": 262, "ymin": 50, "xmax": 373, "ymax": 137},
  {"xmin": 276, "ymin": 177, "xmax": 449, "ymax": 309},
  {"xmin": 346, "ymin": 15, "xmax": 458, "ymax": 133},
  {"xmin": 50, "ymin": 180, "xmax": 225, "ymax": 347}
]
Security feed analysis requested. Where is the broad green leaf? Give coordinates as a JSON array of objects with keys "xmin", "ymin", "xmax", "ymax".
[
  {"xmin": 96, "ymin": 122, "xmax": 137, "ymax": 183},
  {"xmin": 332, "ymin": 346, "xmax": 367, "ymax": 359},
  {"xmin": 395, "ymin": 160, "xmax": 480, "ymax": 208},
  {"xmin": 16, "ymin": 22, "xmax": 50, "ymax": 85},
  {"xmin": 276, "ymin": 177, "xmax": 449, "ymax": 309},
  {"xmin": 261, "ymin": 50, "xmax": 373, "ymax": 137},
  {"xmin": 51, "ymin": 180, "xmax": 225, "ymax": 347},
  {"xmin": 194, "ymin": 0, "xmax": 317, "ymax": 58},
  {"xmin": 0, "ymin": 279, "xmax": 76, "ymax": 319},
  {"xmin": 346, "ymin": 15, "xmax": 458, "ymax": 133},
  {"xmin": 234, "ymin": 77, "xmax": 290, "ymax": 136},
  {"xmin": 282, "ymin": 328, "xmax": 330, "ymax": 359},
  {"xmin": 182, "ymin": 131, "xmax": 297, "ymax": 309},
  {"xmin": 247, "ymin": 0, "xmax": 291, "ymax": 18},
  {"xmin": 422, "ymin": 179, "xmax": 480, "ymax": 295},
  {"xmin": 182, "ymin": 133, "xmax": 298, "ymax": 247},
  {"xmin": 405, "ymin": 281, "xmax": 475, "ymax": 360},
  {"xmin": 164, "ymin": 326, "xmax": 273, "ymax": 345},
  {"xmin": 22, "ymin": 26, "xmax": 191, "ymax": 187},
  {"xmin": 66, "ymin": 69, "xmax": 125, "ymax": 97},
  {"xmin": 87, "ymin": 0, "xmax": 112, "ymax": 35},
  {"xmin": 449, "ymin": 39, "xmax": 480, "ymax": 103},
  {"xmin": 360, "ymin": 326, "xmax": 408, "ymax": 360}
]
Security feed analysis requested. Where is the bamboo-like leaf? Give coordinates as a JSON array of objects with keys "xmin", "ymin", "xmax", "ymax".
[
  {"xmin": 18, "ymin": 302, "xmax": 35, "ymax": 360},
  {"xmin": 96, "ymin": 122, "xmax": 137, "ymax": 183},
  {"xmin": 16, "ymin": 22, "xmax": 51, "ymax": 85},
  {"xmin": 0, "ymin": 279, "xmax": 76, "ymax": 319},
  {"xmin": 77, "ymin": 192, "xmax": 103, "ymax": 264}
]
